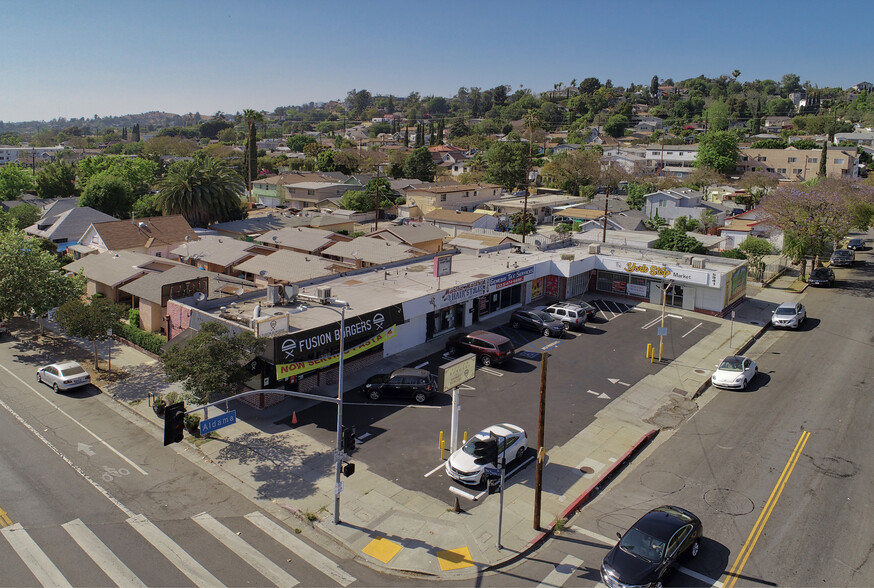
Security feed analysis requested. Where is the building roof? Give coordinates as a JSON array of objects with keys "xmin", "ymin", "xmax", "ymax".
[
  {"xmin": 254, "ymin": 172, "xmax": 341, "ymax": 186},
  {"xmin": 233, "ymin": 249, "xmax": 336, "ymax": 283},
  {"xmin": 307, "ymin": 214, "xmax": 352, "ymax": 228},
  {"xmin": 210, "ymin": 214, "xmax": 310, "ymax": 236},
  {"xmin": 424, "ymin": 209, "xmax": 490, "ymax": 224},
  {"xmin": 371, "ymin": 224, "xmax": 447, "ymax": 244},
  {"xmin": 405, "ymin": 183, "xmax": 501, "ymax": 195},
  {"xmin": 25, "ymin": 206, "xmax": 117, "ymax": 242},
  {"xmin": 89, "ymin": 215, "xmax": 198, "ymax": 251},
  {"xmin": 253, "ymin": 226, "xmax": 340, "ymax": 251},
  {"xmin": 64, "ymin": 250, "xmax": 179, "ymax": 287},
  {"xmin": 169, "ymin": 235, "xmax": 267, "ymax": 268},
  {"xmin": 322, "ymin": 237, "xmax": 426, "ymax": 264},
  {"xmin": 118, "ymin": 264, "xmax": 210, "ymax": 301},
  {"xmin": 447, "ymin": 232, "xmax": 518, "ymax": 250}
]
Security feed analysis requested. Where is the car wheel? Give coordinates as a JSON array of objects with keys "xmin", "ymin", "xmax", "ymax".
[
  {"xmin": 414, "ymin": 392, "xmax": 427, "ymax": 404},
  {"xmin": 52, "ymin": 382, "xmax": 59, "ymax": 393},
  {"xmin": 368, "ymin": 389, "xmax": 381, "ymax": 401},
  {"xmin": 36, "ymin": 372, "xmax": 42, "ymax": 383},
  {"xmin": 543, "ymin": 327, "xmax": 552, "ymax": 337},
  {"xmin": 690, "ymin": 540, "xmax": 700, "ymax": 558},
  {"xmin": 480, "ymin": 355, "xmax": 492, "ymax": 367},
  {"xmin": 516, "ymin": 447, "xmax": 525, "ymax": 461},
  {"xmin": 511, "ymin": 320, "xmax": 521, "ymax": 329}
]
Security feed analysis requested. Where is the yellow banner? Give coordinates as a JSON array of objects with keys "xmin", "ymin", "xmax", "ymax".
[{"xmin": 275, "ymin": 325, "xmax": 397, "ymax": 379}]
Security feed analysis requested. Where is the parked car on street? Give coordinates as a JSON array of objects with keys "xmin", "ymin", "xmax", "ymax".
[
  {"xmin": 364, "ymin": 368, "xmax": 437, "ymax": 404},
  {"xmin": 771, "ymin": 301, "xmax": 806, "ymax": 329},
  {"xmin": 711, "ymin": 355, "xmax": 758, "ymax": 390},
  {"xmin": 830, "ymin": 249, "xmax": 854, "ymax": 267},
  {"xmin": 543, "ymin": 302, "xmax": 588, "ymax": 331},
  {"xmin": 445, "ymin": 423, "xmax": 528, "ymax": 485},
  {"xmin": 846, "ymin": 238, "xmax": 865, "ymax": 250},
  {"xmin": 807, "ymin": 267, "xmax": 835, "ymax": 287},
  {"xmin": 36, "ymin": 361, "xmax": 91, "ymax": 392},
  {"xmin": 445, "ymin": 330, "xmax": 515, "ymax": 366},
  {"xmin": 0, "ymin": 320, "xmax": 6, "ymax": 334},
  {"xmin": 600, "ymin": 505, "xmax": 703, "ymax": 588},
  {"xmin": 509, "ymin": 309, "xmax": 566, "ymax": 338}
]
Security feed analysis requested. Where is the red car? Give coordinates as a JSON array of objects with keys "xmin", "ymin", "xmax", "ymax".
[{"xmin": 445, "ymin": 330, "xmax": 515, "ymax": 367}]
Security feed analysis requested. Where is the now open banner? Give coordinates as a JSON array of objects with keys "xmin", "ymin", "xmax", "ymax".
[{"xmin": 275, "ymin": 325, "xmax": 397, "ymax": 380}]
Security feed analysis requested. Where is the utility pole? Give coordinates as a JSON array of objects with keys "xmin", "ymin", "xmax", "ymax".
[
  {"xmin": 601, "ymin": 186, "xmax": 610, "ymax": 243},
  {"xmin": 373, "ymin": 166, "xmax": 380, "ymax": 232},
  {"xmin": 533, "ymin": 352, "xmax": 547, "ymax": 530}
]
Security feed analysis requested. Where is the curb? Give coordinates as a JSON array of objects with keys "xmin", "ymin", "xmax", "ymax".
[{"xmin": 486, "ymin": 428, "xmax": 659, "ymax": 572}]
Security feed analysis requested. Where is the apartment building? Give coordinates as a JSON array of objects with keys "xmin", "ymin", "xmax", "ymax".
[
  {"xmin": 737, "ymin": 148, "xmax": 857, "ymax": 180},
  {"xmin": 403, "ymin": 183, "xmax": 502, "ymax": 215}
]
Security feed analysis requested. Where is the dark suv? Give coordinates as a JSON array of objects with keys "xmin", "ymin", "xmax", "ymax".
[
  {"xmin": 509, "ymin": 309, "xmax": 566, "ymax": 338},
  {"xmin": 364, "ymin": 368, "xmax": 437, "ymax": 404},
  {"xmin": 445, "ymin": 330, "xmax": 515, "ymax": 366}
]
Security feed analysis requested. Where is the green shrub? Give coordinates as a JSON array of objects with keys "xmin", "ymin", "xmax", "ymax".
[
  {"xmin": 128, "ymin": 308, "xmax": 141, "ymax": 327},
  {"xmin": 115, "ymin": 322, "xmax": 166, "ymax": 355}
]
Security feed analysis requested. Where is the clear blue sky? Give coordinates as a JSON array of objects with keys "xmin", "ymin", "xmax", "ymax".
[{"xmin": 3, "ymin": 0, "xmax": 867, "ymax": 123}]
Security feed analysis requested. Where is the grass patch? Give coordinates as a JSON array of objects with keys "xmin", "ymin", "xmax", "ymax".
[
  {"xmin": 128, "ymin": 399, "xmax": 142, "ymax": 406},
  {"xmin": 190, "ymin": 432, "xmax": 221, "ymax": 447},
  {"xmin": 787, "ymin": 279, "xmax": 808, "ymax": 293}
]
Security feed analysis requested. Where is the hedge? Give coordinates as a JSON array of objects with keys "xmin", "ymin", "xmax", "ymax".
[
  {"xmin": 128, "ymin": 308, "xmax": 140, "ymax": 327},
  {"xmin": 115, "ymin": 322, "xmax": 166, "ymax": 355}
]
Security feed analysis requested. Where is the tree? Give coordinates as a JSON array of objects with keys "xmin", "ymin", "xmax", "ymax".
[
  {"xmin": 338, "ymin": 178, "xmax": 390, "ymax": 213},
  {"xmin": 603, "ymin": 115, "xmax": 629, "ymax": 138},
  {"xmin": 0, "ymin": 229, "xmax": 84, "ymax": 333},
  {"xmin": 156, "ymin": 155, "xmax": 246, "ymax": 227},
  {"xmin": 750, "ymin": 139, "xmax": 787, "ymax": 149},
  {"xmin": 737, "ymin": 236, "xmax": 774, "ymax": 281},
  {"xmin": 162, "ymin": 321, "xmax": 265, "ymax": 404},
  {"xmin": 287, "ymin": 134, "xmax": 317, "ymax": 152},
  {"xmin": 483, "ymin": 141, "xmax": 529, "ymax": 190},
  {"xmin": 704, "ymin": 99, "xmax": 730, "ymax": 131},
  {"xmin": 55, "ymin": 294, "xmax": 127, "ymax": 368},
  {"xmin": 781, "ymin": 73, "xmax": 801, "ymax": 94},
  {"xmin": 509, "ymin": 211, "xmax": 536, "ymax": 235},
  {"xmin": 554, "ymin": 222, "xmax": 573, "ymax": 236},
  {"xmin": 737, "ymin": 171, "xmax": 779, "ymax": 209},
  {"xmin": 4, "ymin": 203, "xmax": 42, "ymax": 229},
  {"xmin": 199, "ymin": 118, "xmax": 233, "ymax": 140},
  {"xmin": 625, "ymin": 181, "xmax": 656, "ymax": 210},
  {"xmin": 387, "ymin": 150, "xmax": 407, "ymax": 178},
  {"xmin": 403, "ymin": 147, "xmax": 435, "ymax": 182},
  {"xmin": 35, "ymin": 161, "xmax": 79, "ymax": 199},
  {"xmin": 650, "ymin": 75, "xmax": 660, "ymax": 97},
  {"xmin": 652, "ymin": 226, "xmax": 707, "ymax": 254},
  {"xmin": 541, "ymin": 149, "xmax": 600, "ymax": 195},
  {"xmin": 818, "ymin": 142, "xmax": 827, "ymax": 178},
  {"xmin": 684, "ymin": 166, "xmax": 722, "ymax": 193},
  {"xmin": 131, "ymin": 192, "xmax": 162, "ymax": 218},
  {"xmin": 79, "ymin": 174, "xmax": 133, "ymax": 218},
  {"xmin": 132, "ymin": 123, "xmax": 140, "ymax": 142},
  {"xmin": 0, "ymin": 163, "xmax": 36, "ymax": 200},
  {"xmin": 76, "ymin": 155, "xmax": 158, "ymax": 196},
  {"xmin": 696, "ymin": 131, "xmax": 739, "ymax": 174},
  {"xmin": 243, "ymin": 109, "xmax": 264, "ymax": 195}
]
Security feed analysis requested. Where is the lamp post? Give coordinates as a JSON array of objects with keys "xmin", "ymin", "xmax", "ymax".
[
  {"xmin": 659, "ymin": 278, "xmax": 673, "ymax": 362},
  {"xmin": 324, "ymin": 300, "xmax": 351, "ymax": 525}
]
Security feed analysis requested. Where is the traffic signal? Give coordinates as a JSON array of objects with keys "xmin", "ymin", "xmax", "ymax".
[
  {"xmin": 342, "ymin": 426, "xmax": 356, "ymax": 453},
  {"xmin": 472, "ymin": 437, "xmax": 498, "ymax": 467},
  {"xmin": 342, "ymin": 462, "xmax": 355, "ymax": 477},
  {"xmin": 163, "ymin": 402, "xmax": 186, "ymax": 446}
]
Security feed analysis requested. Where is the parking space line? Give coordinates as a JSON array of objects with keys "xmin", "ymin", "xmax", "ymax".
[
  {"xmin": 479, "ymin": 367, "xmax": 503, "ymax": 376},
  {"xmin": 542, "ymin": 341, "xmax": 561, "ymax": 350},
  {"xmin": 414, "ymin": 361, "xmax": 429, "ymax": 369},
  {"xmin": 641, "ymin": 316, "xmax": 662, "ymax": 329},
  {"xmin": 683, "ymin": 322, "xmax": 704, "ymax": 338},
  {"xmin": 424, "ymin": 462, "xmax": 445, "ymax": 477}
]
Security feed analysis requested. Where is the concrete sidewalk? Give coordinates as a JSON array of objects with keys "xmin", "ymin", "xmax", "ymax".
[{"xmin": 40, "ymin": 272, "xmax": 804, "ymax": 579}]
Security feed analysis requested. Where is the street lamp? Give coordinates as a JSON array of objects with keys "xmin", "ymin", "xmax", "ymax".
[
  {"xmin": 323, "ymin": 300, "xmax": 351, "ymax": 525},
  {"xmin": 659, "ymin": 278, "xmax": 673, "ymax": 362}
]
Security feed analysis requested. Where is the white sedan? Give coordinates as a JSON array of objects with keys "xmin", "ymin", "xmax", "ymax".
[
  {"xmin": 37, "ymin": 361, "xmax": 91, "ymax": 392},
  {"xmin": 711, "ymin": 355, "xmax": 758, "ymax": 390},
  {"xmin": 445, "ymin": 423, "xmax": 528, "ymax": 485}
]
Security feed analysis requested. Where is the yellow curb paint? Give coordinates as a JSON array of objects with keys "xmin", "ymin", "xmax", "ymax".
[
  {"xmin": 437, "ymin": 546, "xmax": 475, "ymax": 571},
  {"xmin": 0, "ymin": 507, "xmax": 12, "ymax": 528},
  {"xmin": 362, "ymin": 537, "xmax": 403, "ymax": 563}
]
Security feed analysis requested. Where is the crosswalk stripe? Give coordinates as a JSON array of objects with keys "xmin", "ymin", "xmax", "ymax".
[
  {"xmin": 245, "ymin": 511, "xmax": 356, "ymax": 587},
  {"xmin": 1, "ymin": 523, "xmax": 73, "ymax": 588},
  {"xmin": 62, "ymin": 519, "xmax": 147, "ymax": 588},
  {"xmin": 192, "ymin": 512, "xmax": 299, "ymax": 588},
  {"xmin": 127, "ymin": 514, "xmax": 224, "ymax": 588},
  {"xmin": 537, "ymin": 554, "xmax": 584, "ymax": 588}
]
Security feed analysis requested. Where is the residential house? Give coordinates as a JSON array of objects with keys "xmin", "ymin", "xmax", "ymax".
[
  {"xmin": 850, "ymin": 82, "xmax": 874, "ymax": 93},
  {"xmin": 833, "ymin": 130, "xmax": 874, "ymax": 146},
  {"xmin": 644, "ymin": 143, "xmax": 699, "ymax": 173},
  {"xmin": 446, "ymin": 231, "xmax": 519, "ymax": 254},
  {"xmin": 2, "ymin": 193, "xmax": 56, "ymax": 212},
  {"xmin": 763, "ymin": 116, "xmax": 793, "ymax": 133},
  {"xmin": 78, "ymin": 215, "xmax": 199, "ymax": 257},
  {"xmin": 233, "ymin": 250, "xmax": 336, "ymax": 287},
  {"xmin": 369, "ymin": 224, "xmax": 448, "ymax": 253},
  {"xmin": 480, "ymin": 194, "xmax": 586, "ymax": 224},
  {"xmin": 63, "ymin": 250, "xmax": 177, "ymax": 304},
  {"xmin": 403, "ymin": 183, "xmax": 502, "ymax": 215},
  {"xmin": 738, "ymin": 147, "xmax": 857, "ymax": 180},
  {"xmin": 422, "ymin": 208, "xmax": 500, "ymax": 236},
  {"xmin": 169, "ymin": 235, "xmax": 275, "ymax": 274},
  {"xmin": 634, "ymin": 117, "xmax": 663, "ymax": 132},
  {"xmin": 321, "ymin": 237, "xmax": 428, "ymax": 268},
  {"xmin": 284, "ymin": 182, "xmax": 362, "ymax": 212},
  {"xmin": 210, "ymin": 214, "xmax": 310, "ymax": 239},
  {"xmin": 644, "ymin": 188, "xmax": 726, "ymax": 227},
  {"xmin": 24, "ymin": 203, "xmax": 116, "ymax": 253},
  {"xmin": 250, "ymin": 172, "xmax": 342, "ymax": 206},
  {"xmin": 253, "ymin": 226, "xmax": 349, "ymax": 255},
  {"xmin": 718, "ymin": 208, "xmax": 784, "ymax": 251}
]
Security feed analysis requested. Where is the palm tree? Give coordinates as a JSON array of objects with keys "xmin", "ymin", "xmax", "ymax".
[
  {"xmin": 243, "ymin": 109, "xmax": 264, "ymax": 197},
  {"xmin": 156, "ymin": 155, "xmax": 245, "ymax": 228},
  {"xmin": 520, "ymin": 109, "xmax": 543, "ymax": 243}
]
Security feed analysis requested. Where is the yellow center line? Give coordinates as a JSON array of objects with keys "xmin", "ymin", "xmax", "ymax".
[{"xmin": 724, "ymin": 430, "xmax": 810, "ymax": 588}]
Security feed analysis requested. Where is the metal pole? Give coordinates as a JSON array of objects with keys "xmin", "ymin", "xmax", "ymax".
[
  {"xmin": 334, "ymin": 305, "xmax": 346, "ymax": 525},
  {"xmin": 730, "ymin": 310, "xmax": 735, "ymax": 349},
  {"xmin": 533, "ymin": 351, "xmax": 547, "ymax": 530},
  {"xmin": 450, "ymin": 388, "xmax": 460, "ymax": 453},
  {"xmin": 659, "ymin": 279, "xmax": 672, "ymax": 362},
  {"xmin": 497, "ymin": 446, "xmax": 505, "ymax": 551}
]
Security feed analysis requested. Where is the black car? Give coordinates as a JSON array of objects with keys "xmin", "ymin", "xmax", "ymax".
[
  {"xmin": 601, "ymin": 505, "xmax": 703, "ymax": 588},
  {"xmin": 808, "ymin": 267, "xmax": 835, "ymax": 287},
  {"xmin": 847, "ymin": 238, "xmax": 865, "ymax": 250},
  {"xmin": 364, "ymin": 368, "xmax": 436, "ymax": 404},
  {"xmin": 509, "ymin": 309, "xmax": 566, "ymax": 338}
]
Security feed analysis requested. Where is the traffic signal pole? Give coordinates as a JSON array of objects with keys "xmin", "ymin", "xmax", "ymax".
[{"xmin": 533, "ymin": 352, "xmax": 547, "ymax": 529}]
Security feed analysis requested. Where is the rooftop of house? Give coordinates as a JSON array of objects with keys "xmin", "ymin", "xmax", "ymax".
[
  {"xmin": 370, "ymin": 223, "xmax": 448, "ymax": 244},
  {"xmin": 89, "ymin": 215, "xmax": 198, "ymax": 251},
  {"xmin": 405, "ymin": 183, "xmax": 501, "ymax": 194},
  {"xmin": 233, "ymin": 249, "xmax": 337, "ymax": 283},
  {"xmin": 424, "ymin": 209, "xmax": 492, "ymax": 224},
  {"xmin": 25, "ymin": 206, "xmax": 117, "ymax": 241},
  {"xmin": 169, "ymin": 235, "xmax": 272, "ymax": 268},
  {"xmin": 64, "ymin": 250, "xmax": 181, "ymax": 287},
  {"xmin": 322, "ymin": 237, "xmax": 427, "ymax": 265},
  {"xmin": 253, "ymin": 226, "xmax": 342, "ymax": 251}
]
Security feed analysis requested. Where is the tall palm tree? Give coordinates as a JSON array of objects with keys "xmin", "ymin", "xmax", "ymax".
[
  {"xmin": 568, "ymin": 78, "xmax": 576, "ymax": 100},
  {"xmin": 156, "ymin": 156, "xmax": 245, "ymax": 228},
  {"xmin": 243, "ymin": 109, "xmax": 264, "ymax": 198},
  {"xmin": 520, "ymin": 109, "xmax": 543, "ymax": 243}
]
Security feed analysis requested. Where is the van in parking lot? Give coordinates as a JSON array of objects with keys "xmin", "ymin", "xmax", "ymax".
[{"xmin": 445, "ymin": 330, "xmax": 515, "ymax": 366}]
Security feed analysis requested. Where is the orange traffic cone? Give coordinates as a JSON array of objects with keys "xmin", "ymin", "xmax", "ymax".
[{"xmin": 291, "ymin": 411, "xmax": 298, "ymax": 425}]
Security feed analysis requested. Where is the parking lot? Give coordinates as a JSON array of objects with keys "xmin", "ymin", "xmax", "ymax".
[{"xmin": 291, "ymin": 299, "xmax": 718, "ymax": 508}]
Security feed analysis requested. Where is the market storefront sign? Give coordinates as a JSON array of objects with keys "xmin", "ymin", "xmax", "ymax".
[
  {"xmin": 276, "ymin": 326, "xmax": 397, "ymax": 379},
  {"xmin": 601, "ymin": 257, "xmax": 714, "ymax": 286}
]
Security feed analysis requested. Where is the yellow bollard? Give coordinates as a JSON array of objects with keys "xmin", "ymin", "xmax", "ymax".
[
  {"xmin": 438, "ymin": 430, "xmax": 444, "ymax": 449},
  {"xmin": 463, "ymin": 431, "xmax": 467, "ymax": 444},
  {"xmin": 646, "ymin": 343, "xmax": 652, "ymax": 358},
  {"xmin": 440, "ymin": 438, "xmax": 445, "ymax": 460},
  {"xmin": 651, "ymin": 350, "xmax": 654, "ymax": 363}
]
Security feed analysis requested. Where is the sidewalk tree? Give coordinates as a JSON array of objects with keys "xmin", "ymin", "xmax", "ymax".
[
  {"xmin": 0, "ymin": 229, "xmax": 85, "ymax": 334},
  {"xmin": 162, "ymin": 321, "xmax": 265, "ymax": 404},
  {"xmin": 55, "ymin": 294, "xmax": 127, "ymax": 368},
  {"xmin": 737, "ymin": 236, "xmax": 774, "ymax": 281}
]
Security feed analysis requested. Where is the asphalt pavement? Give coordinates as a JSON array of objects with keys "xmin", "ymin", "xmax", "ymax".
[{"xmin": 28, "ymin": 272, "xmax": 805, "ymax": 580}]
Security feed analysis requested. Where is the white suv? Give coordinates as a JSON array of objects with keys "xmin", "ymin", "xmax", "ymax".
[{"xmin": 544, "ymin": 302, "xmax": 588, "ymax": 331}]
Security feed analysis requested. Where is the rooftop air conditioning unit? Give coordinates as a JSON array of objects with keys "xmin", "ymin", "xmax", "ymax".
[
  {"xmin": 588, "ymin": 244, "xmax": 600, "ymax": 254},
  {"xmin": 267, "ymin": 284, "xmax": 282, "ymax": 304},
  {"xmin": 691, "ymin": 257, "xmax": 706, "ymax": 269},
  {"xmin": 316, "ymin": 286, "xmax": 332, "ymax": 303},
  {"xmin": 682, "ymin": 255, "xmax": 693, "ymax": 265}
]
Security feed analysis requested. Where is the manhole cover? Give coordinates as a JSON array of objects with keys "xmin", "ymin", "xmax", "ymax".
[
  {"xmin": 694, "ymin": 369, "xmax": 707, "ymax": 375},
  {"xmin": 580, "ymin": 466, "xmax": 594, "ymax": 474},
  {"xmin": 704, "ymin": 488, "xmax": 754, "ymax": 515},
  {"xmin": 640, "ymin": 471, "xmax": 685, "ymax": 493}
]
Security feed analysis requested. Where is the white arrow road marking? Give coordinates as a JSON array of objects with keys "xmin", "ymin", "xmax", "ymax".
[
  {"xmin": 458, "ymin": 383, "xmax": 476, "ymax": 391},
  {"xmin": 77, "ymin": 442, "xmax": 95, "ymax": 456},
  {"xmin": 586, "ymin": 390, "xmax": 611, "ymax": 400},
  {"xmin": 537, "ymin": 554, "xmax": 584, "ymax": 588},
  {"xmin": 607, "ymin": 379, "xmax": 630, "ymax": 386}
]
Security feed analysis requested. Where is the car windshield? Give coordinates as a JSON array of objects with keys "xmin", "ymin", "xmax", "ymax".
[
  {"xmin": 618, "ymin": 527, "xmax": 666, "ymax": 563},
  {"xmin": 811, "ymin": 269, "xmax": 828, "ymax": 277},
  {"xmin": 718, "ymin": 357, "xmax": 744, "ymax": 372},
  {"xmin": 833, "ymin": 251, "xmax": 851, "ymax": 258},
  {"xmin": 532, "ymin": 310, "xmax": 553, "ymax": 321},
  {"xmin": 60, "ymin": 365, "xmax": 86, "ymax": 376},
  {"xmin": 461, "ymin": 435, "xmax": 488, "ymax": 456},
  {"xmin": 775, "ymin": 307, "xmax": 796, "ymax": 316}
]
